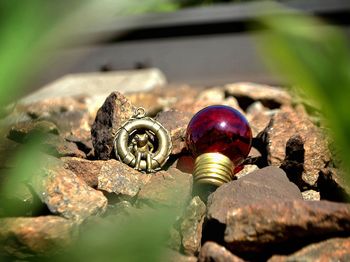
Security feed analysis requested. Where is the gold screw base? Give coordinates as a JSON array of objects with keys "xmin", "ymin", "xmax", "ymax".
[{"xmin": 193, "ymin": 152, "xmax": 234, "ymax": 187}]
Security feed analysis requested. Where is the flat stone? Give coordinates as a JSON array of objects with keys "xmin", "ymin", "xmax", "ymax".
[
  {"xmin": 20, "ymin": 69, "xmax": 167, "ymax": 105},
  {"xmin": 62, "ymin": 157, "xmax": 105, "ymax": 187},
  {"xmin": 30, "ymin": 155, "xmax": 107, "ymax": 221},
  {"xmin": 264, "ymin": 106, "xmax": 331, "ymax": 187},
  {"xmin": 199, "ymin": 242, "xmax": 244, "ymax": 262},
  {"xmin": 136, "ymin": 167, "xmax": 193, "ymax": 209},
  {"xmin": 207, "ymin": 166, "xmax": 302, "ymax": 224},
  {"xmin": 268, "ymin": 237, "xmax": 350, "ymax": 262},
  {"xmin": 225, "ymin": 82, "xmax": 291, "ymax": 108},
  {"xmin": 91, "ymin": 92, "xmax": 135, "ymax": 160},
  {"xmin": 0, "ymin": 216, "xmax": 76, "ymax": 258},
  {"xmin": 225, "ymin": 200, "xmax": 350, "ymax": 254},
  {"xmin": 155, "ymin": 110, "xmax": 193, "ymax": 155},
  {"xmin": 301, "ymin": 190, "xmax": 320, "ymax": 201},
  {"xmin": 181, "ymin": 196, "xmax": 206, "ymax": 255},
  {"xmin": 248, "ymin": 110, "xmax": 274, "ymax": 137},
  {"xmin": 97, "ymin": 159, "xmax": 151, "ymax": 198}
]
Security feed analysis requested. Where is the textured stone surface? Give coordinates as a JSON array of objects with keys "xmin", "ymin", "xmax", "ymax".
[
  {"xmin": 0, "ymin": 216, "xmax": 76, "ymax": 258},
  {"xmin": 268, "ymin": 237, "xmax": 350, "ymax": 262},
  {"xmin": 97, "ymin": 159, "xmax": 151, "ymax": 197},
  {"xmin": 173, "ymin": 87, "xmax": 243, "ymax": 115},
  {"xmin": 234, "ymin": 164, "xmax": 259, "ymax": 179},
  {"xmin": 248, "ymin": 110, "xmax": 274, "ymax": 137},
  {"xmin": 155, "ymin": 110, "xmax": 193, "ymax": 154},
  {"xmin": 207, "ymin": 166, "xmax": 302, "ymax": 224},
  {"xmin": 181, "ymin": 196, "xmax": 206, "ymax": 255},
  {"xmin": 30, "ymin": 156, "xmax": 107, "ymax": 221},
  {"xmin": 199, "ymin": 242, "xmax": 244, "ymax": 262},
  {"xmin": 225, "ymin": 82, "xmax": 291, "ymax": 108},
  {"xmin": 265, "ymin": 106, "xmax": 331, "ymax": 187},
  {"xmin": 41, "ymin": 134, "xmax": 86, "ymax": 158},
  {"xmin": 62, "ymin": 157, "xmax": 105, "ymax": 187},
  {"xmin": 91, "ymin": 92, "xmax": 135, "ymax": 160},
  {"xmin": 136, "ymin": 167, "xmax": 193, "ymax": 208},
  {"xmin": 302, "ymin": 190, "xmax": 320, "ymax": 201},
  {"xmin": 225, "ymin": 200, "xmax": 350, "ymax": 253}
]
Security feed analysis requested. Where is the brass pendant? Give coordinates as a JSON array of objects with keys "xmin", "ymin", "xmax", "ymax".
[{"xmin": 114, "ymin": 107, "xmax": 172, "ymax": 173}]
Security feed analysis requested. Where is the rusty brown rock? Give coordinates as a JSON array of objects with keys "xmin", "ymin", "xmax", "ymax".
[
  {"xmin": 265, "ymin": 106, "xmax": 331, "ymax": 187},
  {"xmin": 136, "ymin": 167, "xmax": 193, "ymax": 208},
  {"xmin": 225, "ymin": 82, "xmax": 291, "ymax": 108},
  {"xmin": 207, "ymin": 166, "xmax": 302, "ymax": 224},
  {"xmin": 97, "ymin": 159, "xmax": 151, "ymax": 198},
  {"xmin": 62, "ymin": 157, "xmax": 105, "ymax": 187},
  {"xmin": 155, "ymin": 110, "xmax": 193, "ymax": 154},
  {"xmin": 30, "ymin": 155, "xmax": 107, "ymax": 221},
  {"xmin": 181, "ymin": 196, "xmax": 206, "ymax": 255},
  {"xmin": 225, "ymin": 200, "xmax": 350, "ymax": 253},
  {"xmin": 199, "ymin": 242, "xmax": 244, "ymax": 262},
  {"xmin": 248, "ymin": 110, "xmax": 274, "ymax": 137},
  {"xmin": 91, "ymin": 92, "xmax": 135, "ymax": 160},
  {"xmin": 0, "ymin": 216, "xmax": 76, "ymax": 258},
  {"xmin": 268, "ymin": 237, "xmax": 350, "ymax": 262}
]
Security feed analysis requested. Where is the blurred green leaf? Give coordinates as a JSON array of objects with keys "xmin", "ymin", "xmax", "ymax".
[{"xmin": 258, "ymin": 10, "xmax": 350, "ymax": 184}]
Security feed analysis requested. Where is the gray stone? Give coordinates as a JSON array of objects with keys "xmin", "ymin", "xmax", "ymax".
[
  {"xmin": 136, "ymin": 167, "xmax": 193, "ymax": 209},
  {"xmin": 181, "ymin": 196, "xmax": 206, "ymax": 255}
]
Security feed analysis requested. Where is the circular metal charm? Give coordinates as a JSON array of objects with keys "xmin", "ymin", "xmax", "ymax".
[{"xmin": 114, "ymin": 108, "xmax": 172, "ymax": 172}]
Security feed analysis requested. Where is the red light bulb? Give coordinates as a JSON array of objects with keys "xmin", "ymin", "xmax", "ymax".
[{"xmin": 185, "ymin": 105, "xmax": 252, "ymax": 187}]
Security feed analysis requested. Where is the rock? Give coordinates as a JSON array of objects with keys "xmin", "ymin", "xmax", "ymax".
[
  {"xmin": 234, "ymin": 164, "xmax": 259, "ymax": 179},
  {"xmin": 155, "ymin": 110, "xmax": 193, "ymax": 154},
  {"xmin": 249, "ymin": 110, "xmax": 274, "ymax": 137},
  {"xmin": 268, "ymin": 237, "xmax": 350, "ymax": 262},
  {"xmin": 91, "ymin": 92, "xmax": 135, "ymax": 160},
  {"xmin": 199, "ymin": 242, "xmax": 244, "ymax": 262},
  {"xmin": 225, "ymin": 200, "xmax": 350, "ymax": 254},
  {"xmin": 20, "ymin": 69, "xmax": 167, "ymax": 105},
  {"xmin": 41, "ymin": 134, "xmax": 86, "ymax": 158},
  {"xmin": 207, "ymin": 166, "xmax": 302, "ymax": 224},
  {"xmin": 0, "ymin": 216, "xmax": 76, "ymax": 258},
  {"xmin": 174, "ymin": 87, "xmax": 243, "ymax": 116},
  {"xmin": 126, "ymin": 92, "xmax": 164, "ymax": 116},
  {"xmin": 225, "ymin": 82, "xmax": 291, "ymax": 109},
  {"xmin": 97, "ymin": 159, "xmax": 151, "ymax": 198},
  {"xmin": 163, "ymin": 249, "xmax": 197, "ymax": 262},
  {"xmin": 317, "ymin": 167, "xmax": 350, "ymax": 202},
  {"xmin": 136, "ymin": 167, "xmax": 193, "ymax": 208},
  {"xmin": 264, "ymin": 106, "xmax": 331, "ymax": 187},
  {"xmin": 302, "ymin": 190, "xmax": 320, "ymax": 201},
  {"xmin": 280, "ymin": 134, "xmax": 307, "ymax": 189},
  {"xmin": 181, "ymin": 196, "xmax": 206, "ymax": 255},
  {"xmin": 62, "ymin": 157, "xmax": 105, "ymax": 187},
  {"xmin": 65, "ymin": 129, "xmax": 94, "ymax": 155},
  {"xmin": 246, "ymin": 101, "xmax": 268, "ymax": 117},
  {"xmin": 168, "ymin": 227, "xmax": 182, "ymax": 251},
  {"xmin": 30, "ymin": 155, "xmax": 107, "ymax": 221},
  {"xmin": 7, "ymin": 120, "xmax": 59, "ymax": 142}
]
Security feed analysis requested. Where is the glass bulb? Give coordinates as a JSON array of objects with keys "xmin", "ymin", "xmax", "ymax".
[{"xmin": 185, "ymin": 105, "xmax": 252, "ymax": 187}]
